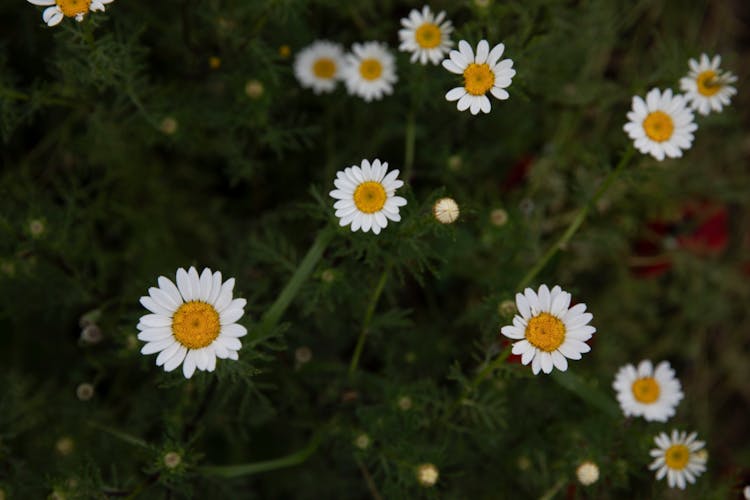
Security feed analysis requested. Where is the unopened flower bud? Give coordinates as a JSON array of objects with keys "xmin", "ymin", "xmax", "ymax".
[
  {"xmin": 159, "ymin": 117, "xmax": 178, "ymax": 135},
  {"xmin": 354, "ymin": 434, "xmax": 370, "ymax": 450},
  {"xmin": 416, "ymin": 463, "xmax": 439, "ymax": 487},
  {"xmin": 56, "ymin": 436, "xmax": 74, "ymax": 456},
  {"xmin": 433, "ymin": 198, "xmax": 460, "ymax": 224},
  {"xmin": 490, "ymin": 208, "xmax": 508, "ymax": 227},
  {"xmin": 245, "ymin": 79, "xmax": 264, "ymax": 99},
  {"xmin": 76, "ymin": 383, "xmax": 95, "ymax": 401},
  {"xmin": 398, "ymin": 396, "xmax": 413, "ymax": 411},
  {"xmin": 163, "ymin": 451, "xmax": 182, "ymax": 469},
  {"xmin": 295, "ymin": 346, "xmax": 312, "ymax": 365},
  {"xmin": 29, "ymin": 219, "xmax": 46, "ymax": 238},
  {"xmin": 80, "ymin": 324, "xmax": 103, "ymax": 344},
  {"xmin": 576, "ymin": 461, "xmax": 599, "ymax": 486}
]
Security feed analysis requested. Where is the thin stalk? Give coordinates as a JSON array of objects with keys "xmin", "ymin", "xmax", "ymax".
[
  {"xmin": 88, "ymin": 421, "xmax": 149, "ymax": 449},
  {"xmin": 250, "ymin": 227, "xmax": 334, "ymax": 345},
  {"xmin": 444, "ymin": 346, "xmax": 511, "ymax": 419},
  {"xmin": 348, "ymin": 265, "xmax": 391, "ymax": 377},
  {"xmin": 198, "ymin": 433, "xmax": 321, "ymax": 478},
  {"xmin": 516, "ymin": 147, "xmax": 634, "ymax": 290},
  {"xmin": 403, "ymin": 111, "xmax": 416, "ymax": 181}
]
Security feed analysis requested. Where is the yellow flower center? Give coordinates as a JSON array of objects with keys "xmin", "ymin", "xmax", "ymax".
[
  {"xmin": 664, "ymin": 444, "xmax": 690, "ymax": 470},
  {"xmin": 415, "ymin": 23, "xmax": 442, "ymax": 49},
  {"xmin": 359, "ymin": 59, "xmax": 383, "ymax": 81},
  {"xmin": 353, "ymin": 181, "xmax": 387, "ymax": 214},
  {"xmin": 696, "ymin": 70, "xmax": 721, "ymax": 96},
  {"xmin": 631, "ymin": 377, "xmax": 660, "ymax": 404},
  {"xmin": 172, "ymin": 301, "xmax": 221, "ymax": 349},
  {"xmin": 312, "ymin": 58, "xmax": 336, "ymax": 79},
  {"xmin": 56, "ymin": 0, "xmax": 90, "ymax": 17},
  {"xmin": 642, "ymin": 111, "xmax": 674, "ymax": 142},
  {"xmin": 463, "ymin": 63, "xmax": 495, "ymax": 96},
  {"xmin": 525, "ymin": 313, "xmax": 566, "ymax": 352}
]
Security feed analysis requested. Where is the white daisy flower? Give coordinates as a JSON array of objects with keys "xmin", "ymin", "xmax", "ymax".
[
  {"xmin": 442, "ymin": 39, "xmax": 516, "ymax": 115},
  {"xmin": 398, "ymin": 5, "xmax": 454, "ymax": 65},
  {"xmin": 329, "ymin": 159, "xmax": 407, "ymax": 234},
  {"xmin": 612, "ymin": 360, "xmax": 684, "ymax": 422},
  {"xmin": 649, "ymin": 430, "xmax": 707, "ymax": 490},
  {"xmin": 293, "ymin": 40, "xmax": 345, "ymax": 94},
  {"xmin": 137, "ymin": 266, "xmax": 247, "ymax": 379},
  {"xmin": 500, "ymin": 285, "xmax": 595, "ymax": 375},
  {"xmin": 342, "ymin": 42, "xmax": 398, "ymax": 102},
  {"xmin": 27, "ymin": 0, "xmax": 114, "ymax": 27},
  {"xmin": 623, "ymin": 88, "xmax": 697, "ymax": 161},
  {"xmin": 679, "ymin": 54, "xmax": 737, "ymax": 116}
]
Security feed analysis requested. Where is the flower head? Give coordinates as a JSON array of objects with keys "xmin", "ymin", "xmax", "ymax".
[
  {"xmin": 416, "ymin": 463, "xmax": 439, "ymax": 487},
  {"xmin": 613, "ymin": 360, "xmax": 683, "ymax": 422},
  {"xmin": 330, "ymin": 159, "xmax": 407, "ymax": 234},
  {"xmin": 623, "ymin": 88, "xmax": 697, "ymax": 161},
  {"xmin": 342, "ymin": 42, "xmax": 397, "ymax": 102},
  {"xmin": 649, "ymin": 430, "xmax": 707, "ymax": 489},
  {"xmin": 293, "ymin": 40, "xmax": 345, "ymax": 94},
  {"xmin": 576, "ymin": 461, "xmax": 600, "ymax": 486},
  {"xmin": 500, "ymin": 285, "xmax": 595, "ymax": 375},
  {"xmin": 27, "ymin": 0, "xmax": 114, "ymax": 27},
  {"xmin": 442, "ymin": 40, "xmax": 515, "ymax": 115},
  {"xmin": 433, "ymin": 197, "xmax": 460, "ymax": 224},
  {"xmin": 137, "ymin": 267, "xmax": 247, "ymax": 379},
  {"xmin": 398, "ymin": 6, "xmax": 454, "ymax": 65},
  {"xmin": 679, "ymin": 54, "xmax": 737, "ymax": 115}
]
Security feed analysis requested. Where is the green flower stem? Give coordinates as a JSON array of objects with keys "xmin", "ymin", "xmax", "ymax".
[
  {"xmin": 403, "ymin": 111, "xmax": 416, "ymax": 181},
  {"xmin": 445, "ymin": 346, "xmax": 512, "ymax": 419},
  {"xmin": 515, "ymin": 147, "xmax": 635, "ymax": 291},
  {"xmin": 88, "ymin": 421, "xmax": 149, "ymax": 449},
  {"xmin": 198, "ymin": 432, "xmax": 322, "ymax": 478},
  {"xmin": 250, "ymin": 228, "xmax": 334, "ymax": 346},
  {"xmin": 551, "ymin": 370, "xmax": 620, "ymax": 417},
  {"xmin": 348, "ymin": 264, "xmax": 391, "ymax": 377}
]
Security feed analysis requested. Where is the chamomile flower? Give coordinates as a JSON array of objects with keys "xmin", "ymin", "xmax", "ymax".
[
  {"xmin": 137, "ymin": 267, "xmax": 247, "ymax": 379},
  {"xmin": 329, "ymin": 159, "xmax": 407, "ymax": 234},
  {"xmin": 27, "ymin": 0, "xmax": 113, "ymax": 27},
  {"xmin": 679, "ymin": 54, "xmax": 737, "ymax": 115},
  {"xmin": 612, "ymin": 360, "xmax": 683, "ymax": 422},
  {"xmin": 293, "ymin": 40, "xmax": 345, "ymax": 94},
  {"xmin": 442, "ymin": 40, "xmax": 515, "ymax": 115},
  {"xmin": 649, "ymin": 430, "xmax": 707, "ymax": 490},
  {"xmin": 500, "ymin": 285, "xmax": 595, "ymax": 375},
  {"xmin": 623, "ymin": 88, "xmax": 697, "ymax": 161},
  {"xmin": 342, "ymin": 42, "xmax": 398, "ymax": 102},
  {"xmin": 398, "ymin": 5, "xmax": 454, "ymax": 65}
]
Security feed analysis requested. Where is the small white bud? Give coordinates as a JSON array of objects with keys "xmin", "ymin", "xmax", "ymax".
[
  {"xmin": 447, "ymin": 154, "xmax": 462, "ymax": 171},
  {"xmin": 743, "ymin": 485, "xmax": 750, "ymax": 500},
  {"xmin": 295, "ymin": 346, "xmax": 312, "ymax": 365},
  {"xmin": 498, "ymin": 299, "xmax": 516, "ymax": 317},
  {"xmin": 29, "ymin": 219, "xmax": 46, "ymax": 238},
  {"xmin": 56, "ymin": 436, "xmax": 74, "ymax": 456},
  {"xmin": 576, "ymin": 461, "xmax": 599, "ymax": 486},
  {"xmin": 245, "ymin": 79, "xmax": 265, "ymax": 99},
  {"xmin": 163, "ymin": 451, "xmax": 182, "ymax": 469},
  {"xmin": 397, "ymin": 396, "xmax": 412, "ymax": 411},
  {"xmin": 80, "ymin": 324, "xmax": 103, "ymax": 344},
  {"xmin": 76, "ymin": 383, "xmax": 95, "ymax": 401},
  {"xmin": 354, "ymin": 434, "xmax": 370, "ymax": 450},
  {"xmin": 159, "ymin": 117, "xmax": 178, "ymax": 135},
  {"xmin": 490, "ymin": 208, "xmax": 508, "ymax": 227},
  {"xmin": 433, "ymin": 198, "xmax": 460, "ymax": 224},
  {"xmin": 416, "ymin": 463, "xmax": 439, "ymax": 487}
]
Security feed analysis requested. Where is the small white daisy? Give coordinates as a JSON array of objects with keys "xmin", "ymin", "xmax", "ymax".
[
  {"xmin": 442, "ymin": 39, "xmax": 516, "ymax": 115},
  {"xmin": 649, "ymin": 430, "xmax": 707, "ymax": 490},
  {"xmin": 612, "ymin": 360, "xmax": 683, "ymax": 422},
  {"xmin": 679, "ymin": 54, "xmax": 737, "ymax": 116},
  {"xmin": 329, "ymin": 159, "xmax": 407, "ymax": 234},
  {"xmin": 137, "ymin": 266, "xmax": 247, "ymax": 379},
  {"xmin": 623, "ymin": 88, "xmax": 697, "ymax": 161},
  {"xmin": 293, "ymin": 40, "xmax": 345, "ymax": 94},
  {"xmin": 398, "ymin": 5, "xmax": 454, "ymax": 65},
  {"xmin": 500, "ymin": 285, "xmax": 595, "ymax": 375},
  {"xmin": 342, "ymin": 42, "xmax": 398, "ymax": 102},
  {"xmin": 27, "ymin": 0, "xmax": 113, "ymax": 27}
]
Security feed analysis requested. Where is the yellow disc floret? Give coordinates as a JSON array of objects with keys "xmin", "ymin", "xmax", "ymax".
[
  {"xmin": 664, "ymin": 444, "xmax": 690, "ymax": 470},
  {"xmin": 696, "ymin": 70, "xmax": 721, "ymax": 96},
  {"xmin": 172, "ymin": 301, "xmax": 221, "ymax": 349},
  {"xmin": 525, "ymin": 312, "xmax": 566, "ymax": 352},
  {"xmin": 56, "ymin": 0, "xmax": 90, "ymax": 17},
  {"xmin": 353, "ymin": 181, "xmax": 387, "ymax": 214},
  {"xmin": 642, "ymin": 111, "xmax": 674, "ymax": 142},
  {"xmin": 359, "ymin": 59, "xmax": 383, "ymax": 81},
  {"xmin": 463, "ymin": 63, "xmax": 495, "ymax": 96},
  {"xmin": 313, "ymin": 58, "xmax": 336, "ymax": 79},
  {"xmin": 631, "ymin": 377, "xmax": 660, "ymax": 404},
  {"xmin": 415, "ymin": 23, "xmax": 442, "ymax": 49}
]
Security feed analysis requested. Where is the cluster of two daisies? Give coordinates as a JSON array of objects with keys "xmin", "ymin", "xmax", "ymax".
[
  {"xmin": 295, "ymin": 5, "xmax": 516, "ymax": 115},
  {"xmin": 501, "ymin": 285, "xmax": 705, "ymax": 490}
]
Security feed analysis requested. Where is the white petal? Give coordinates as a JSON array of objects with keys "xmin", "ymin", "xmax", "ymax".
[
  {"xmin": 445, "ymin": 87, "xmax": 466, "ymax": 101},
  {"xmin": 138, "ymin": 327, "xmax": 173, "ymax": 342},
  {"xmin": 140, "ymin": 296, "xmax": 172, "ymax": 316},
  {"xmin": 156, "ymin": 341, "xmax": 182, "ymax": 366},
  {"xmin": 176, "ymin": 268, "xmax": 192, "ymax": 301},
  {"xmin": 182, "ymin": 351, "xmax": 197, "ymax": 378},
  {"xmin": 141, "ymin": 338, "xmax": 174, "ymax": 355},
  {"xmin": 215, "ymin": 278, "xmax": 235, "ymax": 311},
  {"xmin": 158, "ymin": 276, "xmax": 183, "ymax": 306},
  {"xmin": 458, "ymin": 40, "xmax": 474, "ymax": 63},
  {"xmin": 475, "ymin": 40, "xmax": 489, "ymax": 64},
  {"xmin": 516, "ymin": 292, "xmax": 531, "ymax": 319},
  {"xmin": 164, "ymin": 346, "xmax": 187, "ymax": 372},
  {"xmin": 540, "ymin": 352, "xmax": 553, "ymax": 373},
  {"xmin": 486, "ymin": 43, "xmax": 505, "ymax": 67},
  {"xmin": 199, "ymin": 268, "xmax": 213, "ymax": 302},
  {"xmin": 222, "ymin": 324, "xmax": 247, "ymax": 337},
  {"xmin": 46, "ymin": 9, "xmax": 63, "ymax": 26},
  {"xmin": 220, "ymin": 308, "xmax": 244, "ymax": 325},
  {"xmin": 138, "ymin": 314, "xmax": 172, "ymax": 328},
  {"xmin": 29, "ymin": 0, "xmax": 56, "ymax": 4},
  {"xmin": 551, "ymin": 350, "xmax": 568, "ymax": 371}
]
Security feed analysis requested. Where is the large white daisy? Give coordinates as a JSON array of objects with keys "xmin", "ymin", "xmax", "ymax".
[
  {"xmin": 329, "ymin": 159, "xmax": 407, "ymax": 234},
  {"xmin": 679, "ymin": 53, "xmax": 737, "ymax": 116},
  {"xmin": 398, "ymin": 5, "xmax": 454, "ymax": 65},
  {"xmin": 442, "ymin": 39, "xmax": 515, "ymax": 115},
  {"xmin": 612, "ymin": 360, "xmax": 683, "ymax": 422},
  {"xmin": 649, "ymin": 430, "xmax": 707, "ymax": 490},
  {"xmin": 500, "ymin": 285, "xmax": 595, "ymax": 375},
  {"xmin": 342, "ymin": 42, "xmax": 398, "ymax": 102},
  {"xmin": 293, "ymin": 40, "xmax": 345, "ymax": 94},
  {"xmin": 27, "ymin": 0, "xmax": 113, "ymax": 27},
  {"xmin": 623, "ymin": 88, "xmax": 697, "ymax": 161},
  {"xmin": 137, "ymin": 266, "xmax": 247, "ymax": 379}
]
